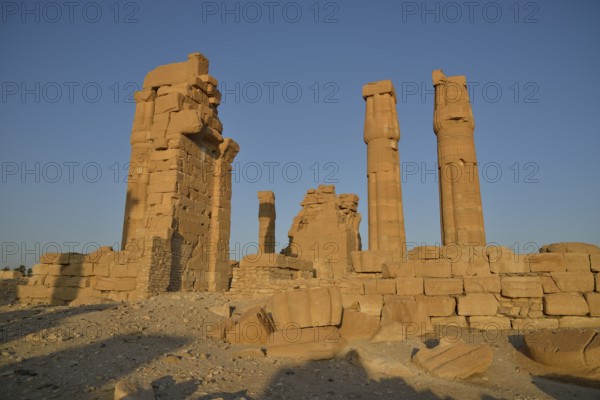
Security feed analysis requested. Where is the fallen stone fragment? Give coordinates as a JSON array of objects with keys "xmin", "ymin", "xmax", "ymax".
[
  {"xmin": 412, "ymin": 339, "xmax": 494, "ymax": 379},
  {"xmin": 523, "ymin": 329, "xmax": 600, "ymax": 368}
]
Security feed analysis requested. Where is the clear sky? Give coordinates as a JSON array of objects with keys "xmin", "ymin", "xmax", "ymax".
[{"xmin": 1, "ymin": 0, "xmax": 599, "ymax": 267}]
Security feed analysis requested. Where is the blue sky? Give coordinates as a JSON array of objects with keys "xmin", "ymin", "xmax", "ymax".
[{"xmin": 1, "ymin": 0, "xmax": 599, "ymax": 267}]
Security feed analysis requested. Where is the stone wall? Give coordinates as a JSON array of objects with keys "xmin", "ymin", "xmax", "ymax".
[
  {"xmin": 18, "ymin": 249, "xmax": 142, "ymax": 305},
  {"xmin": 121, "ymin": 52, "xmax": 239, "ymax": 294},
  {"xmin": 338, "ymin": 245, "xmax": 600, "ymax": 331},
  {"xmin": 282, "ymin": 185, "xmax": 361, "ymax": 277},
  {"xmin": 17, "ymin": 53, "xmax": 239, "ymax": 306}
]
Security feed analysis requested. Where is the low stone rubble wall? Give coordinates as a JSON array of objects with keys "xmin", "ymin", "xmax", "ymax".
[
  {"xmin": 17, "ymin": 248, "xmax": 143, "ymax": 306},
  {"xmin": 337, "ymin": 246, "xmax": 600, "ymax": 331}
]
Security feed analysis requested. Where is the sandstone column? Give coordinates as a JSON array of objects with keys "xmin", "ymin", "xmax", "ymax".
[
  {"xmin": 432, "ymin": 70, "xmax": 486, "ymax": 245},
  {"xmin": 257, "ymin": 191, "xmax": 276, "ymax": 254},
  {"xmin": 362, "ymin": 80, "xmax": 407, "ymax": 257}
]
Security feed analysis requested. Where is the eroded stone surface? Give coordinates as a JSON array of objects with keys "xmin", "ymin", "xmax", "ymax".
[
  {"xmin": 413, "ymin": 340, "xmax": 494, "ymax": 379},
  {"xmin": 524, "ymin": 330, "xmax": 600, "ymax": 368}
]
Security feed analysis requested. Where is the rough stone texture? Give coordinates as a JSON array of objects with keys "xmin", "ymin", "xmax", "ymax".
[
  {"xmin": 413, "ymin": 340, "xmax": 494, "ymax": 379},
  {"xmin": 283, "ymin": 185, "xmax": 361, "ymax": 277},
  {"xmin": 431, "ymin": 315, "xmax": 469, "ymax": 328},
  {"xmin": 424, "ymin": 278, "xmax": 463, "ymax": 295},
  {"xmin": 339, "ymin": 310, "xmax": 380, "ymax": 341},
  {"xmin": 226, "ymin": 306, "xmax": 274, "ymax": 345},
  {"xmin": 550, "ymin": 272, "xmax": 595, "ymax": 292},
  {"xmin": 376, "ymin": 297, "xmax": 432, "ymax": 339},
  {"xmin": 585, "ymin": 292, "xmax": 600, "ymax": 316},
  {"xmin": 358, "ymin": 294, "xmax": 384, "ymax": 317},
  {"xmin": 524, "ymin": 330, "xmax": 600, "ymax": 368},
  {"xmin": 362, "ymin": 80, "xmax": 406, "ymax": 258},
  {"xmin": 544, "ymin": 293, "xmax": 589, "ymax": 315},
  {"xmin": 511, "ymin": 318, "xmax": 559, "ymax": 331},
  {"xmin": 559, "ymin": 317, "xmax": 600, "ymax": 329},
  {"xmin": 266, "ymin": 327, "xmax": 344, "ymax": 360},
  {"xmin": 432, "ymin": 70, "xmax": 485, "ymax": 246},
  {"xmin": 457, "ymin": 294, "xmax": 499, "ymax": 316},
  {"xmin": 540, "ymin": 242, "xmax": 600, "ymax": 254},
  {"xmin": 267, "ymin": 287, "xmax": 342, "ymax": 329},
  {"xmin": 528, "ymin": 253, "xmax": 566, "ymax": 272},
  {"xmin": 396, "ymin": 277, "xmax": 423, "ymax": 296},
  {"xmin": 501, "ymin": 277, "xmax": 543, "ymax": 298},
  {"xmin": 488, "ymin": 249, "xmax": 530, "ymax": 274},
  {"xmin": 468, "ymin": 316, "xmax": 511, "ymax": 330},
  {"xmin": 414, "ymin": 259, "xmax": 452, "ymax": 278},
  {"xmin": 257, "ymin": 191, "xmax": 276, "ymax": 254},
  {"xmin": 565, "ymin": 253, "xmax": 591, "ymax": 272},
  {"xmin": 416, "ymin": 295, "xmax": 456, "ymax": 317},
  {"xmin": 464, "ymin": 275, "xmax": 501, "ymax": 293},
  {"xmin": 351, "ymin": 250, "xmax": 391, "ymax": 273},
  {"xmin": 592, "ymin": 255, "xmax": 600, "ymax": 272}
]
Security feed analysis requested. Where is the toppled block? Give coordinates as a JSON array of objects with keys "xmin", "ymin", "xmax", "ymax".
[
  {"xmin": 413, "ymin": 339, "xmax": 494, "ymax": 379},
  {"xmin": 524, "ymin": 330, "xmax": 600, "ymax": 368},
  {"xmin": 267, "ymin": 287, "xmax": 342, "ymax": 329},
  {"xmin": 266, "ymin": 327, "xmax": 344, "ymax": 360},
  {"xmin": 226, "ymin": 306, "xmax": 274, "ymax": 345}
]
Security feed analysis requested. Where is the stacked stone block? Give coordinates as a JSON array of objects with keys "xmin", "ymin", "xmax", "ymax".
[{"xmin": 18, "ymin": 53, "xmax": 239, "ymax": 305}]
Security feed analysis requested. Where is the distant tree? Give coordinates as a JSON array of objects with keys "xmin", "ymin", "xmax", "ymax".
[
  {"xmin": 16, "ymin": 265, "xmax": 27, "ymax": 275},
  {"xmin": 27, "ymin": 268, "xmax": 33, "ymax": 277},
  {"xmin": 1, "ymin": 267, "xmax": 9, "ymax": 271}
]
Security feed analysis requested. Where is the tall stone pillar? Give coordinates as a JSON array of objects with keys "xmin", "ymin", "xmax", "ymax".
[
  {"xmin": 432, "ymin": 69, "xmax": 486, "ymax": 245},
  {"xmin": 257, "ymin": 191, "xmax": 276, "ymax": 254},
  {"xmin": 362, "ymin": 80, "xmax": 407, "ymax": 257}
]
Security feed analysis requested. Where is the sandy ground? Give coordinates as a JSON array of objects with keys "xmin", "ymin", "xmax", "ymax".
[{"xmin": 1, "ymin": 292, "xmax": 599, "ymax": 400}]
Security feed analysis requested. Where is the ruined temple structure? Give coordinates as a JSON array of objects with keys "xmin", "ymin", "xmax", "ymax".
[
  {"xmin": 18, "ymin": 53, "xmax": 239, "ymax": 304},
  {"xmin": 257, "ymin": 191, "xmax": 276, "ymax": 254},
  {"xmin": 230, "ymin": 185, "xmax": 361, "ymax": 295},
  {"xmin": 283, "ymin": 185, "xmax": 361, "ymax": 277},
  {"xmin": 433, "ymin": 70, "xmax": 486, "ymax": 246},
  {"xmin": 14, "ymin": 59, "xmax": 600, "ymax": 332}
]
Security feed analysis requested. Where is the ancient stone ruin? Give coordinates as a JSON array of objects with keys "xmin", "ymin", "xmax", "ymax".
[
  {"xmin": 18, "ymin": 53, "xmax": 239, "ymax": 304},
  {"xmin": 15, "ymin": 54, "xmax": 600, "ymax": 341}
]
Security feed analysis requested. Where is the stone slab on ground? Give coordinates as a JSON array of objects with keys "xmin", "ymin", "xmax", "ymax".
[{"xmin": 413, "ymin": 340, "xmax": 494, "ymax": 379}]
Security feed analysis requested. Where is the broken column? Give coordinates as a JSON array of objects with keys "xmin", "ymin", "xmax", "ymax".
[
  {"xmin": 258, "ymin": 191, "xmax": 276, "ymax": 254},
  {"xmin": 432, "ymin": 70, "xmax": 486, "ymax": 246},
  {"xmin": 362, "ymin": 80, "xmax": 407, "ymax": 258}
]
